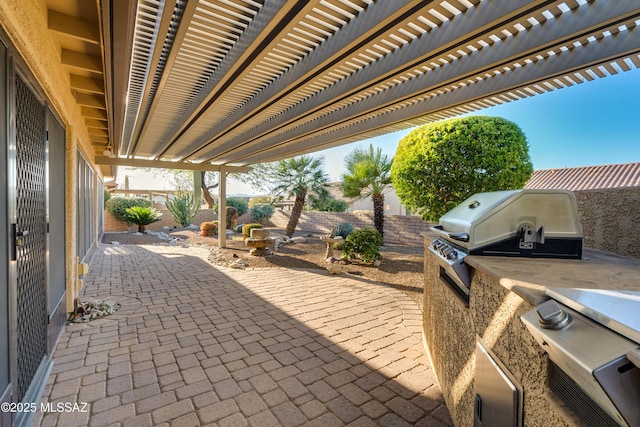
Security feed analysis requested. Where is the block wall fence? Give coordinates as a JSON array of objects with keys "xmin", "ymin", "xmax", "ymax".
[{"xmin": 103, "ymin": 187, "xmax": 639, "ymax": 258}]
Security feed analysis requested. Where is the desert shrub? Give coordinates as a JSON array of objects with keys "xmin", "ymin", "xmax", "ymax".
[
  {"xmin": 342, "ymin": 228, "xmax": 382, "ymax": 263},
  {"xmin": 125, "ymin": 206, "xmax": 162, "ymax": 232},
  {"xmin": 105, "ymin": 197, "xmax": 151, "ymax": 222},
  {"xmin": 200, "ymin": 220, "xmax": 219, "ymax": 237},
  {"xmin": 251, "ymin": 204, "xmax": 275, "ymax": 223},
  {"xmin": 334, "ymin": 222, "xmax": 354, "ymax": 239},
  {"xmin": 226, "ymin": 206, "xmax": 238, "ymax": 230},
  {"xmin": 242, "ymin": 223, "xmax": 263, "ymax": 239},
  {"xmin": 324, "ymin": 199, "xmax": 348, "ymax": 212},
  {"xmin": 227, "ymin": 198, "xmax": 248, "ymax": 216},
  {"xmin": 311, "ymin": 197, "xmax": 348, "ymax": 212},
  {"xmin": 166, "ymin": 193, "xmax": 199, "ymax": 227}
]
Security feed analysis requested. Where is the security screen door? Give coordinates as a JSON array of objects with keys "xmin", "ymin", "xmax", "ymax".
[{"xmin": 14, "ymin": 73, "xmax": 48, "ymax": 401}]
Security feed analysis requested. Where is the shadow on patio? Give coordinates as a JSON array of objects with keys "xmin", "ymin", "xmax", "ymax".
[{"xmin": 34, "ymin": 243, "xmax": 451, "ymax": 427}]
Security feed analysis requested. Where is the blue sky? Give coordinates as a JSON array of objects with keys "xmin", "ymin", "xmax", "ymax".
[{"xmin": 309, "ymin": 67, "xmax": 640, "ymax": 184}]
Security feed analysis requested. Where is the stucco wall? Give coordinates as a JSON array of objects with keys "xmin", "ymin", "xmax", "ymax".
[
  {"xmin": 574, "ymin": 187, "xmax": 639, "ymax": 259},
  {"xmin": 422, "ymin": 244, "xmax": 570, "ymax": 427},
  {"xmin": 0, "ymin": 0, "xmax": 100, "ymax": 311}
]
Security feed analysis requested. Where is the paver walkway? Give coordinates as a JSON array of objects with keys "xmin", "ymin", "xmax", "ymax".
[{"xmin": 35, "ymin": 244, "xmax": 452, "ymax": 427}]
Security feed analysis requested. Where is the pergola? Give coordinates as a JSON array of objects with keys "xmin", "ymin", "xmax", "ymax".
[{"xmin": 45, "ymin": 0, "xmax": 640, "ymax": 245}]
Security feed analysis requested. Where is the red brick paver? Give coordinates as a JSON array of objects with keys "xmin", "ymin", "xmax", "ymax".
[{"xmin": 34, "ymin": 244, "xmax": 451, "ymax": 426}]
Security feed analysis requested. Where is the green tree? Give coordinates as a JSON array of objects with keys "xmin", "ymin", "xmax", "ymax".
[
  {"xmin": 341, "ymin": 144, "xmax": 393, "ymax": 238},
  {"xmin": 391, "ymin": 116, "xmax": 533, "ymax": 221},
  {"xmin": 271, "ymin": 155, "xmax": 330, "ymax": 237}
]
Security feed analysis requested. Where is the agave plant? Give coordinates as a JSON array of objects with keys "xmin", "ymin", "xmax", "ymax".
[{"xmin": 125, "ymin": 206, "xmax": 162, "ymax": 233}]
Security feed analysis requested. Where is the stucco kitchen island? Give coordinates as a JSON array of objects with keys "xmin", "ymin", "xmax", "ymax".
[{"xmin": 422, "ymin": 231, "xmax": 640, "ymax": 427}]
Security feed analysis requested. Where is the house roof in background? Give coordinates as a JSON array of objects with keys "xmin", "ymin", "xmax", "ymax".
[{"xmin": 525, "ymin": 162, "xmax": 640, "ymax": 190}]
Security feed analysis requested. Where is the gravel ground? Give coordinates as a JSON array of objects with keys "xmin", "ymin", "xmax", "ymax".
[{"xmin": 102, "ymin": 227, "xmax": 425, "ymax": 309}]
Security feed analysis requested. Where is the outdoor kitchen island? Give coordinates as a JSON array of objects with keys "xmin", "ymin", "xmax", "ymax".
[{"xmin": 421, "ymin": 234, "xmax": 640, "ymax": 427}]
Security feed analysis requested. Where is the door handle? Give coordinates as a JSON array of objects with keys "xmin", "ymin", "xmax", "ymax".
[
  {"xmin": 16, "ymin": 229, "xmax": 28, "ymax": 247},
  {"xmin": 11, "ymin": 224, "xmax": 28, "ymax": 260}
]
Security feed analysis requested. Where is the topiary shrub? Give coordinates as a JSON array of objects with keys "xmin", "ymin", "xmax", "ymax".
[
  {"xmin": 227, "ymin": 198, "xmax": 248, "ymax": 216},
  {"xmin": 342, "ymin": 228, "xmax": 383, "ymax": 263},
  {"xmin": 125, "ymin": 206, "xmax": 162, "ymax": 233},
  {"xmin": 166, "ymin": 193, "xmax": 199, "ymax": 227},
  {"xmin": 391, "ymin": 116, "xmax": 533, "ymax": 221},
  {"xmin": 242, "ymin": 223, "xmax": 263, "ymax": 239},
  {"xmin": 334, "ymin": 222, "xmax": 354, "ymax": 239},
  {"xmin": 105, "ymin": 197, "xmax": 151, "ymax": 222},
  {"xmin": 200, "ymin": 220, "xmax": 218, "ymax": 237},
  {"xmin": 251, "ymin": 204, "xmax": 275, "ymax": 223}
]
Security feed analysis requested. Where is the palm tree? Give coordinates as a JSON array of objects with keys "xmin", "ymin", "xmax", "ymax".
[
  {"xmin": 272, "ymin": 156, "xmax": 330, "ymax": 237},
  {"xmin": 341, "ymin": 144, "xmax": 393, "ymax": 239}
]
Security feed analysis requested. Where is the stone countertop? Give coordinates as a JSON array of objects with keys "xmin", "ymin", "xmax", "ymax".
[
  {"xmin": 421, "ymin": 232, "xmax": 640, "ymax": 305},
  {"xmin": 464, "ymin": 249, "xmax": 640, "ymax": 305}
]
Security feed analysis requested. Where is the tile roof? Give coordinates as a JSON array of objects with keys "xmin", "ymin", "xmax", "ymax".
[{"xmin": 525, "ymin": 163, "xmax": 640, "ymax": 191}]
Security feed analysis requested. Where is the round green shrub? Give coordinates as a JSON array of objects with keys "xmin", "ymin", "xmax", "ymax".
[
  {"xmin": 105, "ymin": 197, "xmax": 152, "ymax": 222},
  {"xmin": 334, "ymin": 222, "xmax": 354, "ymax": 239},
  {"xmin": 391, "ymin": 116, "xmax": 533, "ymax": 221},
  {"xmin": 251, "ymin": 204, "xmax": 275, "ymax": 223},
  {"xmin": 342, "ymin": 228, "xmax": 383, "ymax": 263}
]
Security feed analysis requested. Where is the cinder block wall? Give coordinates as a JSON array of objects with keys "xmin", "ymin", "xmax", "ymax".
[
  {"xmin": 104, "ymin": 187, "xmax": 640, "ymax": 258},
  {"xmin": 266, "ymin": 210, "xmax": 434, "ymax": 245},
  {"xmin": 104, "ymin": 209, "xmax": 218, "ymax": 232}
]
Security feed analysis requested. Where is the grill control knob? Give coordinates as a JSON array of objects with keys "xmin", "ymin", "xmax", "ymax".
[{"xmin": 536, "ymin": 300, "xmax": 571, "ymax": 330}]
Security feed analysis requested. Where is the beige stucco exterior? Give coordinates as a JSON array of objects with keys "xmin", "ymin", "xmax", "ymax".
[
  {"xmin": 574, "ymin": 187, "xmax": 640, "ymax": 259},
  {"xmin": 0, "ymin": 0, "xmax": 102, "ymax": 312},
  {"xmin": 422, "ymin": 244, "xmax": 567, "ymax": 426}
]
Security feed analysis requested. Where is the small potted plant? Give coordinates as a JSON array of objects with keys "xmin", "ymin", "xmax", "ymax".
[{"xmin": 125, "ymin": 206, "xmax": 162, "ymax": 233}]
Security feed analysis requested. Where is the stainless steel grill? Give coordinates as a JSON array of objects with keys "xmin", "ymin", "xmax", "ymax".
[
  {"xmin": 428, "ymin": 189, "xmax": 583, "ymax": 303},
  {"xmin": 522, "ymin": 289, "xmax": 640, "ymax": 427}
]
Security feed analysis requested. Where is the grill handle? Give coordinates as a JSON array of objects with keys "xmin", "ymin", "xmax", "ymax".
[
  {"xmin": 429, "ymin": 226, "xmax": 470, "ymax": 243},
  {"xmin": 448, "ymin": 232, "xmax": 469, "ymax": 242}
]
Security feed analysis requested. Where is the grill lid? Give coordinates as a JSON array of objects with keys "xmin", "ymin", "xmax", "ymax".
[{"xmin": 432, "ymin": 189, "xmax": 583, "ymax": 255}]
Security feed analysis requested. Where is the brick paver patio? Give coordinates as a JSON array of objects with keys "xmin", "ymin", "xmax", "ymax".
[{"xmin": 35, "ymin": 244, "xmax": 451, "ymax": 426}]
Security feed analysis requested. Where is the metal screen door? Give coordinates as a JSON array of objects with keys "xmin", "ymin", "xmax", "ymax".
[{"xmin": 14, "ymin": 74, "xmax": 47, "ymax": 400}]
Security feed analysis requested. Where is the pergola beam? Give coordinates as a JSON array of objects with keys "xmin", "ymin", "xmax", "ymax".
[
  {"xmin": 94, "ymin": 156, "xmax": 250, "ymax": 173},
  {"xmin": 240, "ymin": 24, "xmax": 640, "ymax": 164},
  {"xmin": 219, "ymin": 1, "xmax": 640, "ymax": 164}
]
